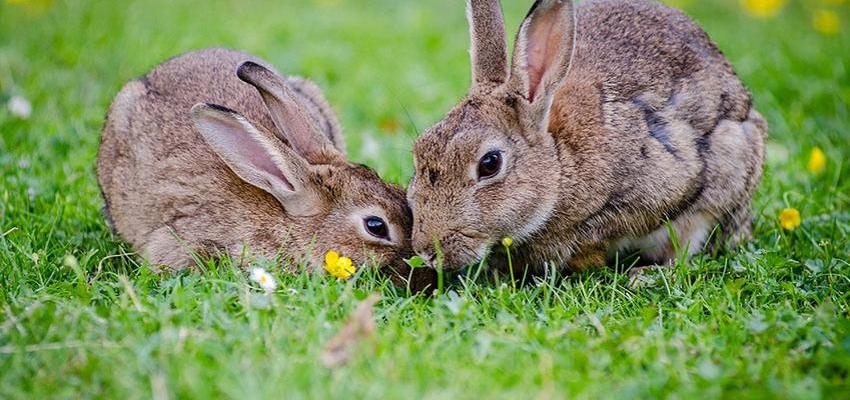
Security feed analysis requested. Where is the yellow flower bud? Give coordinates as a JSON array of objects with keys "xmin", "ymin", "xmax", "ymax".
[
  {"xmin": 742, "ymin": 0, "xmax": 786, "ymax": 19},
  {"xmin": 501, "ymin": 237, "xmax": 513, "ymax": 248},
  {"xmin": 779, "ymin": 208, "xmax": 801, "ymax": 231},
  {"xmin": 807, "ymin": 147, "xmax": 827, "ymax": 175},
  {"xmin": 813, "ymin": 9, "xmax": 840, "ymax": 36}
]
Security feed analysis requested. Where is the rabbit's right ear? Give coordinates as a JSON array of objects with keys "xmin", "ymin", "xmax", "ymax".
[
  {"xmin": 507, "ymin": 0, "xmax": 576, "ymax": 112},
  {"xmin": 191, "ymin": 103, "xmax": 321, "ymax": 217},
  {"xmin": 236, "ymin": 62, "xmax": 344, "ymax": 165},
  {"xmin": 467, "ymin": 0, "xmax": 509, "ymax": 88}
]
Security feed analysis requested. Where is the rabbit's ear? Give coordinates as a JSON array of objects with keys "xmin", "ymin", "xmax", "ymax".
[
  {"xmin": 236, "ymin": 62, "xmax": 344, "ymax": 165},
  {"xmin": 467, "ymin": 0, "xmax": 509, "ymax": 88},
  {"xmin": 508, "ymin": 0, "xmax": 575, "ymax": 107},
  {"xmin": 191, "ymin": 103, "xmax": 321, "ymax": 217}
]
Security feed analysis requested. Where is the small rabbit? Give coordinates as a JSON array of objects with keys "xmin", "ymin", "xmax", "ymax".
[
  {"xmin": 408, "ymin": 0, "xmax": 767, "ymax": 273},
  {"xmin": 98, "ymin": 48, "xmax": 434, "ymax": 290}
]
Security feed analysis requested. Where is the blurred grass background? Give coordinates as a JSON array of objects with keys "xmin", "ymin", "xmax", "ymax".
[{"xmin": 1, "ymin": 0, "xmax": 849, "ymax": 398}]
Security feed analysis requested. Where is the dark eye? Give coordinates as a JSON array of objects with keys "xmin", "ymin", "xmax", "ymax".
[
  {"xmin": 364, "ymin": 216, "xmax": 390, "ymax": 240},
  {"xmin": 477, "ymin": 151, "xmax": 502, "ymax": 180}
]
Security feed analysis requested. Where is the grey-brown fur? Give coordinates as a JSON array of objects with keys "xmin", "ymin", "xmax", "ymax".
[
  {"xmin": 408, "ymin": 0, "xmax": 766, "ymax": 273},
  {"xmin": 98, "ymin": 48, "xmax": 434, "ymax": 290}
]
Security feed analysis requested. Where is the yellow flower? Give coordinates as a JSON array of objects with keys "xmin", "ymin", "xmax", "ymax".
[
  {"xmin": 742, "ymin": 0, "xmax": 786, "ymax": 19},
  {"xmin": 325, "ymin": 251, "xmax": 356, "ymax": 280},
  {"xmin": 807, "ymin": 147, "xmax": 827, "ymax": 175},
  {"xmin": 813, "ymin": 9, "xmax": 841, "ymax": 36},
  {"xmin": 501, "ymin": 237, "xmax": 513, "ymax": 248},
  {"xmin": 779, "ymin": 208, "xmax": 802, "ymax": 231}
]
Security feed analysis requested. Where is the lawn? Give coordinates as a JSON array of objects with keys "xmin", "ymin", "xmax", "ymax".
[{"xmin": 1, "ymin": 0, "xmax": 849, "ymax": 398}]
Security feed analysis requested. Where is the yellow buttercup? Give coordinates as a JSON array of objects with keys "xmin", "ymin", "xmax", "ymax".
[
  {"xmin": 325, "ymin": 251, "xmax": 357, "ymax": 279},
  {"xmin": 779, "ymin": 208, "xmax": 802, "ymax": 231}
]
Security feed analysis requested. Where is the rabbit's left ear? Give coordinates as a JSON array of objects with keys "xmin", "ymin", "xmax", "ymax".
[
  {"xmin": 468, "ymin": 0, "xmax": 510, "ymax": 89},
  {"xmin": 237, "ymin": 61, "xmax": 345, "ymax": 165},
  {"xmin": 508, "ymin": 0, "xmax": 576, "ymax": 108},
  {"xmin": 191, "ymin": 103, "xmax": 323, "ymax": 217}
]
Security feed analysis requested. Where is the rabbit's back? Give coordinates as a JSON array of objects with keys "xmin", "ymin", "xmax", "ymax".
[
  {"xmin": 546, "ymin": 0, "xmax": 765, "ymax": 263},
  {"xmin": 571, "ymin": 0, "xmax": 747, "ymax": 103},
  {"xmin": 558, "ymin": 0, "xmax": 754, "ymax": 142}
]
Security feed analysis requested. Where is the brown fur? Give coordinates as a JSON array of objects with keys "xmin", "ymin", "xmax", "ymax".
[
  {"xmin": 409, "ymin": 0, "xmax": 766, "ymax": 273},
  {"xmin": 98, "ymin": 48, "xmax": 434, "ymax": 291}
]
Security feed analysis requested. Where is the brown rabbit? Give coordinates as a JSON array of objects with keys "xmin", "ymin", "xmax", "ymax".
[
  {"xmin": 408, "ymin": 0, "xmax": 767, "ymax": 274},
  {"xmin": 98, "ymin": 48, "xmax": 434, "ymax": 290}
]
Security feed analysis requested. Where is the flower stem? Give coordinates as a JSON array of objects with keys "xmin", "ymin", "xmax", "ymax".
[{"xmin": 505, "ymin": 244, "xmax": 515, "ymax": 291}]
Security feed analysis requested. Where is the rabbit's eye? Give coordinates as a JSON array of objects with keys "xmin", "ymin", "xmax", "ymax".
[
  {"xmin": 477, "ymin": 151, "xmax": 502, "ymax": 180},
  {"xmin": 364, "ymin": 216, "xmax": 390, "ymax": 240}
]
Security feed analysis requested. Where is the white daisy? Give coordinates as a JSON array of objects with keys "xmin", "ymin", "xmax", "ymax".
[{"xmin": 249, "ymin": 267, "xmax": 277, "ymax": 293}]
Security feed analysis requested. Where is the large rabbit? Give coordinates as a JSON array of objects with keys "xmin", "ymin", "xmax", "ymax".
[
  {"xmin": 408, "ymin": 0, "xmax": 766, "ymax": 273},
  {"xmin": 98, "ymin": 48, "xmax": 434, "ymax": 290}
]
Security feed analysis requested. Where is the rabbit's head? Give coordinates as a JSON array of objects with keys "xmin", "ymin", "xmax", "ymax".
[
  {"xmin": 408, "ymin": 0, "xmax": 575, "ymax": 270},
  {"xmin": 193, "ymin": 62, "xmax": 431, "ymax": 289}
]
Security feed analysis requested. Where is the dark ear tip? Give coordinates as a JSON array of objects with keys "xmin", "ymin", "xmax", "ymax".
[
  {"xmin": 526, "ymin": 0, "xmax": 571, "ymax": 19},
  {"xmin": 525, "ymin": 0, "xmax": 544, "ymax": 18},
  {"xmin": 236, "ymin": 61, "xmax": 267, "ymax": 84},
  {"xmin": 191, "ymin": 102, "xmax": 239, "ymax": 118},
  {"xmin": 206, "ymin": 103, "xmax": 239, "ymax": 114}
]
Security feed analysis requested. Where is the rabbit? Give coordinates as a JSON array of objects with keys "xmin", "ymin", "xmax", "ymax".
[
  {"xmin": 407, "ymin": 0, "xmax": 767, "ymax": 275},
  {"xmin": 97, "ymin": 48, "xmax": 435, "ymax": 291}
]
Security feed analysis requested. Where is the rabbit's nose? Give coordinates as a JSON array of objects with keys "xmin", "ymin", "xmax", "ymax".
[
  {"xmin": 412, "ymin": 233, "xmax": 436, "ymax": 264},
  {"xmin": 412, "ymin": 221, "xmax": 446, "ymax": 267}
]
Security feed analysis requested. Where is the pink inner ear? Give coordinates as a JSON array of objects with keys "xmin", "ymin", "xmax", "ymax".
[
  {"xmin": 525, "ymin": 4, "xmax": 567, "ymax": 101},
  {"xmin": 206, "ymin": 120, "xmax": 296, "ymax": 192},
  {"xmin": 235, "ymin": 137, "xmax": 294, "ymax": 191}
]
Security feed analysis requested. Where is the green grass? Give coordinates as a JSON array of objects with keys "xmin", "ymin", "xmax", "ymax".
[{"xmin": 1, "ymin": 0, "xmax": 849, "ymax": 398}]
